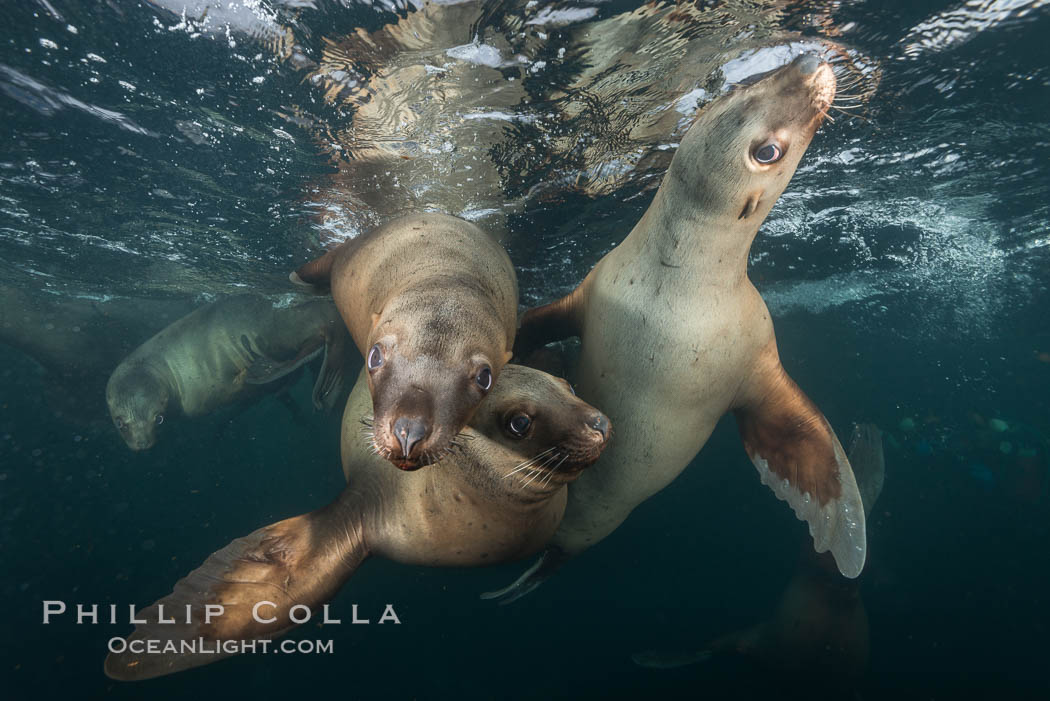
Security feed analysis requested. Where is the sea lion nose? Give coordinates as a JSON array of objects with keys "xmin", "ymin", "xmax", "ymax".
[
  {"xmin": 590, "ymin": 413, "xmax": 611, "ymax": 441},
  {"xmin": 795, "ymin": 52, "xmax": 821, "ymax": 75},
  {"xmin": 393, "ymin": 417, "xmax": 427, "ymax": 457}
]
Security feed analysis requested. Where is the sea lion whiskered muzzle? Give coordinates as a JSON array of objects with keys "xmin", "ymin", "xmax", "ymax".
[{"xmin": 393, "ymin": 416, "xmax": 428, "ymax": 460}]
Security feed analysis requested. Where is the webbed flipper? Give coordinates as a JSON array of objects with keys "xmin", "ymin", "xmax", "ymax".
[
  {"xmin": 104, "ymin": 496, "xmax": 366, "ymax": 681},
  {"xmin": 734, "ymin": 347, "xmax": 867, "ymax": 579},
  {"xmin": 311, "ymin": 324, "xmax": 353, "ymax": 412},
  {"xmin": 242, "ymin": 334, "xmax": 324, "ymax": 386},
  {"xmin": 513, "ymin": 278, "xmax": 589, "ymax": 359},
  {"xmin": 632, "ymin": 425, "xmax": 884, "ymax": 675},
  {"xmin": 290, "ymin": 247, "xmax": 340, "ymax": 289}
]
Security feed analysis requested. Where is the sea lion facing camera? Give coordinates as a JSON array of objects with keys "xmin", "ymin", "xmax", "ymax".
[
  {"xmin": 106, "ymin": 294, "xmax": 349, "ymax": 451},
  {"xmin": 488, "ymin": 52, "xmax": 865, "ymax": 603},
  {"xmin": 104, "ymin": 364, "xmax": 609, "ymax": 680},
  {"xmin": 293, "ymin": 213, "xmax": 518, "ymax": 471}
]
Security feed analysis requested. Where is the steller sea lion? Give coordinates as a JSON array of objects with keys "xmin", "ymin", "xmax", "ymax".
[
  {"xmin": 487, "ymin": 52, "xmax": 865, "ymax": 603},
  {"xmin": 103, "ymin": 363, "xmax": 609, "ymax": 680},
  {"xmin": 106, "ymin": 294, "xmax": 349, "ymax": 451},
  {"xmin": 633, "ymin": 424, "xmax": 885, "ymax": 693},
  {"xmin": 292, "ymin": 212, "xmax": 518, "ymax": 471},
  {"xmin": 0, "ymin": 282, "xmax": 194, "ymax": 428}
]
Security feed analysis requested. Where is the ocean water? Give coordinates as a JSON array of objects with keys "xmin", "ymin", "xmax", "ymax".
[{"xmin": 2, "ymin": 1, "xmax": 1049, "ymax": 699}]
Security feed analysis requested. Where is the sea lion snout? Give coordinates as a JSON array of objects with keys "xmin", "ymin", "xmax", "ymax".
[
  {"xmin": 572, "ymin": 410, "xmax": 612, "ymax": 465},
  {"xmin": 393, "ymin": 417, "xmax": 428, "ymax": 462},
  {"xmin": 590, "ymin": 413, "xmax": 611, "ymax": 442}
]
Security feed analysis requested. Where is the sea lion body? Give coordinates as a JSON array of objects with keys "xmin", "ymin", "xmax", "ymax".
[
  {"xmin": 491, "ymin": 53, "xmax": 865, "ymax": 602},
  {"xmin": 0, "ymin": 283, "xmax": 193, "ymax": 426},
  {"xmin": 294, "ymin": 213, "xmax": 518, "ymax": 470},
  {"xmin": 106, "ymin": 294, "xmax": 348, "ymax": 450},
  {"xmin": 104, "ymin": 363, "xmax": 609, "ymax": 680}
]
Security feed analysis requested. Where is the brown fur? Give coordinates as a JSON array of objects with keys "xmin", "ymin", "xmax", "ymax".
[
  {"xmin": 104, "ymin": 364, "xmax": 608, "ymax": 680},
  {"xmin": 293, "ymin": 213, "xmax": 517, "ymax": 470},
  {"xmin": 492, "ymin": 54, "xmax": 864, "ymax": 606}
]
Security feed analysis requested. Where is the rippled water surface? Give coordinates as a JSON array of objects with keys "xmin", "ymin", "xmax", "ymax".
[{"xmin": 2, "ymin": 1, "xmax": 1049, "ymax": 698}]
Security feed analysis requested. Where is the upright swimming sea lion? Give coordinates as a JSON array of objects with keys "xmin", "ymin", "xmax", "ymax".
[
  {"xmin": 104, "ymin": 363, "xmax": 609, "ymax": 680},
  {"xmin": 488, "ymin": 52, "xmax": 865, "ymax": 603},
  {"xmin": 633, "ymin": 424, "xmax": 885, "ymax": 693},
  {"xmin": 293, "ymin": 213, "xmax": 518, "ymax": 471},
  {"xmin": 106, "ymin": 294, "xmax": 349, "ymax": 451}
]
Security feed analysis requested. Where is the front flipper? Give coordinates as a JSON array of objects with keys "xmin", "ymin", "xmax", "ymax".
[
  {"xmin": 479, "ymin": 546, "xmax": 569, "ymax": 605},
  {"xmin": 734, "ymin": 348, "xmax": 866, "ymax": 578},
  {"xmin": 311, "ymin": 324, "xmax": 353, "ymax": 412},
  {"xmin": 243, "ymin": 334, "xmax": 323, "ymax": 386},
  {"xmin": 104, "ymin": 497, "xmax": 366, "ymax": 681}
]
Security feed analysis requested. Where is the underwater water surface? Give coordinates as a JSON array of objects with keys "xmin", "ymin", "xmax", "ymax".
[{"xmin": 1, "ymin": 0, "xmax": 1049, "ymax": 699}]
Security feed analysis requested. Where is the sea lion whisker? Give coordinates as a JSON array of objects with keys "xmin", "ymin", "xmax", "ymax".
[
  {"xmin": 505, "ymin": 448, "xmax": 556, "ymax": 477},
  {"xmin": 543, "ymin": 454, "xmax": 569, "ymax": 487},
  {"xmin": 522, "ymin": 467, "xmax": 545, "ymax": 488},
  {"xmin": 518, "ymin": 468, "xmax": 541, "ymax": 489},
  {"xmin": 538, "ymin": 451, "xmax": 561, "ymax": 469}
]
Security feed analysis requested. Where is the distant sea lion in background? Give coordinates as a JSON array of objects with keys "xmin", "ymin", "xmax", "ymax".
[
  {"xmin": 293, "ymin": 213, "xmax": 517, "ymax": 471},
  {"xmin": 633, "ymin": 424, "xmax": 885, "ymax": 692},
  {"xmin": 104, "ymin": 364, "xmax": 610, "ymax": 680},
  {"xmin": 106, "ymin": 294, "xmax": 349, "ymax": 451},
  {"xmin": 488, "ymin": 53, "xmax": 865, "ymax": 603},
  {"xmin": 0, "ymin": 283, "xmax": 193, "ymax": 427}
]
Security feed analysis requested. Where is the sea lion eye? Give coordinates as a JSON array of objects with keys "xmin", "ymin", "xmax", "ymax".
[
  {"xmin": 476, "ymin": 366, "xmax": 492, "ymax": 391},
  {"xmin": 367, "ymin": 344, "xmax": 384, "ymax": 371},
  {"xmin": 754, "ymin": 141, "xmax": 783, "ymax": 164},
  {"xmin": 115, "ymin": 418, "xmax": 125, "ymax": 430},
  {"xmin": 155, "ymin": 415, "xmax": 164, "ymax": 426},
  {"xmin": 507, "ymin": 414, "xmax": 532, "ymax": 438}
]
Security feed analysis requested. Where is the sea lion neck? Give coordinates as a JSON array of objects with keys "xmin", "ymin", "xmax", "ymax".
[{"xmin": 624, "ymin": 180, "xmax": 757, "ymax": 289}]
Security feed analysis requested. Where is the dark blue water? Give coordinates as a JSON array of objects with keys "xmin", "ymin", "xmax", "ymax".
[{"xmin": 2, "ymin": 1, "xmax": 1049, "ymax": 699}]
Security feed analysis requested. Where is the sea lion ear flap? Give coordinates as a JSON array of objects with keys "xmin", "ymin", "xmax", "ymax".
[
  {"xmin": 733, "ymin": 357, "xmax": 867, "ymax": 579},
  {"xmin": 104, "ymin": 498, "xmax": 367, "ymax": 681}
]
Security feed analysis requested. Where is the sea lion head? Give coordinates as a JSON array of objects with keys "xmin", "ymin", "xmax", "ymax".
[
  {"xmin": 364, "ymin": 299, "xmax": 512, "ymax": 472},
  {"xmin": 106, "ymin": 365, "xmax": 170, "ymax": 451},
  {"xmin": 671, "ymin": 51, "xmax": 836, "ymax": 226},
  {"xmin": 465, "ymin": 365, "xmax": 610, "ymax": 497}
]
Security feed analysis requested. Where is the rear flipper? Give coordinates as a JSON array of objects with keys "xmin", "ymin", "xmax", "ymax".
[
  {"xmin": 292, "ymin": 235, "xmax": 365, "ymax": 288},
  {"xmin": 513, "ymin": 277, "xmax": 590, "ymax": 360},
  {"xmin": 734, "ymin": 346, "xmax": 867, "ymax": 579},
  {"xmin": 104, "ymin": 495, "xmax": 366, "ymax": 681},
  {"xmin": 479, "ymin": 546, "xmax": 569, "ymax": 605},
  {"xmin": 290, "ymin": 247, "xmax": 339, "ymax": 288},
  {"xmin": 633, "ymin": 425, "xmax": 884, "ymax": 674}
]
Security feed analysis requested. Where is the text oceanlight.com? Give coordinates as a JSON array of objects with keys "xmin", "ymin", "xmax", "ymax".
[{"xmin": 108, "ymin": 637, "xmax": 335, "ymax": 656}]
